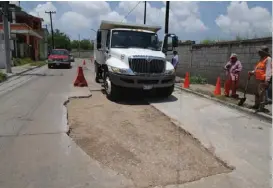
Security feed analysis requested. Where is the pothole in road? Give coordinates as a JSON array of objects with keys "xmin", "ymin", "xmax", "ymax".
[{"xmin": 67, "ymin": 92, "xmax": 232, "ymax": 188}]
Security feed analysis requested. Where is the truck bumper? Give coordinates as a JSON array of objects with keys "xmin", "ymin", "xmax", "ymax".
[{"xmin": 109, "ymin": 72, "xmax": 175, "ymax": 89}]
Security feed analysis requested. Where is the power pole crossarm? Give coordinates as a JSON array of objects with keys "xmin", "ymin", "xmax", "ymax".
[{"xmin": 45, "ymin": 11, "xmax": 56, "ymax": 49}]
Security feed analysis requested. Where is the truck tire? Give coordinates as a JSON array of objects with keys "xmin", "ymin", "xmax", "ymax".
[
  {"xmin": 104, "ymin": 73, "xmax": 120, "ymax": 101},
  {"xmin": 157, "ymin": 85, "xmax": 174, "ymax": 98},
  {"xmin": 95, "ymin": 61, "xmax": 101, "ymax": 83}
]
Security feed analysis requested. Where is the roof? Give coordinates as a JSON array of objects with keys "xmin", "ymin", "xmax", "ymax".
[
  {"xmin": 16, "ymin": 10, "xmax": 44, "ymax": 21},
  {"xmin": 100, "ymin": 20, "xmax": 161, "ymax": 33}
]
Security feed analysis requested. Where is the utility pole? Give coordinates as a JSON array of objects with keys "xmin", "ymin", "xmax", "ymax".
[
  {"xmin": 165, "ymin": 1, "xmax": 170, "ymax": 34},
  {"xmin": 45, "ymin": 11, "xmax": 56, "ymax": 49},
  {"xmin": 78, "ymin": 34, "xmax": 80, "ymax": 58},
  {"xmin": 144, "ymin": 1, "xmax": 147, "ymax": 24},
  {"xmin": 2, "ymin": 2, "xmax": 12, "ymax": 73}
]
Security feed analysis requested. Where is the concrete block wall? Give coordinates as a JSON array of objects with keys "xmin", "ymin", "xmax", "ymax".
[{"xmin": 175, "ymin": 37, "xmax": 272, "ymax": 94}]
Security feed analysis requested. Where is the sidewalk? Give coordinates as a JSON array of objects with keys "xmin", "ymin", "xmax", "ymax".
[
  {"xmin": 175, "ymin": 76, "xmax": 272, "ymax": 121},
  {"xmin": 1, "ymin": 64, "xmax": 42, "ymax": 78}
]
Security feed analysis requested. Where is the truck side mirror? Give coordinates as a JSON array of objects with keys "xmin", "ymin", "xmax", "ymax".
[
  {"xmin": 96, "ymin": 30, "xmax": 102, "ymax": 49},
  {"xmin": 172, "ymin": 36, "xmax": 178, "ymax": 47},
  {"xmin": 161, "ymin": 34, "xmax": 178, "ymax": 53}
]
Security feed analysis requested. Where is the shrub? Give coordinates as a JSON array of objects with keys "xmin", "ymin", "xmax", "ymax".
[
  {"xmin": 13, "ymin": 58, "xmax": 33, "ymax": 66},
  {"xmin": 190, "ymin": 75, "xmax": 208, "ymax": 84},
  {"xmin": 0, "ymin": 72, "xmax": 7, "ymax": 82}
]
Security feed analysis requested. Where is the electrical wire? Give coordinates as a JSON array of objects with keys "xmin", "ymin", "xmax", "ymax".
[{"xmin": 121, "ymin": 1, "xmax": 142, "ymax": 22}]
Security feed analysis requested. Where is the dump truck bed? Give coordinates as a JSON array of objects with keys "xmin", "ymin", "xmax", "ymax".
[{"xmin": 100, "ymin": 20, "xmax": 161, "ymax": 33}]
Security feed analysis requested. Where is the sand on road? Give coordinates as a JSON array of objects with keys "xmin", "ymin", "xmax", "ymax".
[{"xmin": 67, "ymin": 92, "xmax": 231, "ymax": 188}]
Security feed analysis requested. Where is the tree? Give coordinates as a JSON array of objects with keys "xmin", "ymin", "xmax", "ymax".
[
  {"xmin": 48, "ymin": 29, "xmax": 71, "ymax": 50},
  {"xmin": 70, "ymin": 40, "xmax": 79, "ymax": 49},
  {"xmin": 80, "ymin": 39, "xmax": 93, "ymax": 50}
]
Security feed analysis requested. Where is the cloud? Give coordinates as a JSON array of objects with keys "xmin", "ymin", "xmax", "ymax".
[
  {"xmin": 29, "ymin": 2, "xmax": 57, "ymax": 24},
  {"xmin": 59, "ymin": 12, "xmax": 91, "ymax": 31},
  {"xmin": 215, "ymin": 2, "xmax": 272, "ymax": 38},
  {"xmin": 118, "ymin": 1, "xmax": 208, "ymax": 34}
]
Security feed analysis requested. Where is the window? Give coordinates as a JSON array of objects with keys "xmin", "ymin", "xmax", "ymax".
[
  {"xmin": 51, "ymin": 49, "xmax": 69, "ymax": 55},
  {"xmin": 111, "ymin": 30, "xmax": 160, "ymax": 50}
]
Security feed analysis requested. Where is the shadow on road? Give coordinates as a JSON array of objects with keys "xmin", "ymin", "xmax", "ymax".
[{"xmin": 101, "ymin": 88, "xmax": 178, "ymax": 106}]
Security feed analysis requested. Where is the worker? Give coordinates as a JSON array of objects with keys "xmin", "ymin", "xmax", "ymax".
[
  {"xmin": 248, "ymin": 45, "xmax": 272, "ymax": 111},
  {"xmin": 224, "ymin": 53, "xmax": 243, "ymax": 98},
  {"xmin": 172, "ymin": 51, "xmax": 179, "ymax": 71}
]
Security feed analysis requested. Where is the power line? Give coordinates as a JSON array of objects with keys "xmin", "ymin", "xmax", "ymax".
[{"xmin": 122, "ymin": 1, "xmax": 141, "ymax": 22}]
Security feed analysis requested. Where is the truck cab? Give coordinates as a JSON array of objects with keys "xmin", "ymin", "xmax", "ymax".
[{"xmin": 94, "ymin": 20, "xmax": 178, "ymax": 100}]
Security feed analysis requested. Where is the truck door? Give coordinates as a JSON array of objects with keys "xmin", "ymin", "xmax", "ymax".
[{"xmin": 95, "ymin": 30, "xmax": 109, "ymax": 64}]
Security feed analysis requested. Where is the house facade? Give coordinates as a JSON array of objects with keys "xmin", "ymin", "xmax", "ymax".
[{"xmin": 0, "ymin": 4, "xmax": 47, "ymax": 64}]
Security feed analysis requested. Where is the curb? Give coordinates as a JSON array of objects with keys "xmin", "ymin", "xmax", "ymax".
[
  {"xmin": 0, "ymin": 65, "xmax": 45, "ymax": 84},
  {"xmin": 175, "ymin": 85, "xmax": 272, "ymax": 123}
]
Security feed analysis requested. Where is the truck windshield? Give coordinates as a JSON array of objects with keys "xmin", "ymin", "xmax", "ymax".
[{"xmin": 111, "ymin": 30, "xmax": 160, "ymax": 50}]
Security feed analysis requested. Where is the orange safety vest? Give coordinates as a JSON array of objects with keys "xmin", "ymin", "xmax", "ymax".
[{"xmin": 255, "ymin": 56, "xmax": 269, "ymax": 80}]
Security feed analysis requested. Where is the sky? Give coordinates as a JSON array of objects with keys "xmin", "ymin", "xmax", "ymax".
[{"xmin": 14, "ymin": 1, "xmax": 273, "ymax": 42}]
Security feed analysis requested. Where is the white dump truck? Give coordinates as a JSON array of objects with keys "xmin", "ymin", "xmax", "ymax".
[{"xmin": 94, "ymin": 20, "xmax": 178, "ymax": 100}]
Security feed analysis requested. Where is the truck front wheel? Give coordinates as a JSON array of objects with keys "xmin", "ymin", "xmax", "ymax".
[
  {"xmin": 104, "ymin": 73, "xmax": 120, "ymax": 101},
  {"xmin": 95, "ymin": 62, "xmax": 102, "ymax": 83},
  {"xmin": 157, "ymin": 85, "xmax": 174, "ymax": 98}
]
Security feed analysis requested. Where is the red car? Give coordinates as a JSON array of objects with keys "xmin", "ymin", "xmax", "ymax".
[{"xmin": 47, "ymin": 49, "xmax": 72, "ymax": 69}]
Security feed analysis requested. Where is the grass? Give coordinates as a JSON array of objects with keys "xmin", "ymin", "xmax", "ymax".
[
  {"xmin": 29, "ymin": 61, "xmax": 46, "ymax": 67},
  {"xmin": 13, "ymin": 58, "xmax": 46, "ymax": 67},
  {"xmin": 13, "ymin": 58, "xmax": 33, "ymax": 66},
  {"xmin": 0, "ymin": 71, "xmax": 7, "ymax": 83},
  {"xmin": 190, "ymin": 75, "xmax": 208, "ymax": 84}
]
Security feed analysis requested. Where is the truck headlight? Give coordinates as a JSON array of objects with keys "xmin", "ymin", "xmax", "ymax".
[
  {"xmin": 165, "ymin": 69, "xmax": 175, "ymax": 75},
  {"xmin": 109, "ymin": 66, "xmax": 134, "ymax": 75}
]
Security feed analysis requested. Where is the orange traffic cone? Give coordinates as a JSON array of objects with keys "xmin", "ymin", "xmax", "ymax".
[
  {"xmin": 183, "ymin": 72, "xmax": 190, "ymax": 88},
  {"xmin": 214, "ymin": 77, "xmax": 221, "ymax": 95},
  {"xmin": 83, "ymin": 60, "xmax": 86, "ymax": 66},
  {"xmin": 74, "ymin": 66, "xmax": 88, "ymax": 87}
]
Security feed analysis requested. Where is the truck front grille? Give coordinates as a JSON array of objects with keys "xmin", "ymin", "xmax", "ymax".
[{"xmin": 129, "ymin": 58, "xmax": 165, "ymax": 74}]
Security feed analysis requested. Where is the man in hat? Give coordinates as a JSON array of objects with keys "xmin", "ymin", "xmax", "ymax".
[
  {"xmin": 248, "ymin": 45, "xmax": 272, "ymax": 111},
  {"xmin": 224, "ymin": 53, "xmax": 243, "ymax": 98}
]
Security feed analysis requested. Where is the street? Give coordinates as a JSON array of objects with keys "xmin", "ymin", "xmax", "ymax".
[{"xmin": 0, "ymin": 58, "xmax": 271, "ymax": 188}]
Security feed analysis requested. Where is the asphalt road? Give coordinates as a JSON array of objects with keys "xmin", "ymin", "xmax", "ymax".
[
  {"xmin": 0, "ymin": 58, "xmax": 270, "ymax": 188},
  {"xmin": 0, "ymin": 59, "xmax": 132, "ymax": 188}
]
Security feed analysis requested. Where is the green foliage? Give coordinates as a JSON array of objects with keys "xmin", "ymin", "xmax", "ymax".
[
  {"xmin": 190, "ymin": 75, "xmax": 208, "ymax": 84},
  {"xmin": 13, "ymin": 58, "xmax": 33, "ymax": 66},
  {"xmin": 29, "ymin": 61, "xmax": 46, "ymax": 67},
  {"xmin": 70, "ymin": 39, "xmax": 93, "ymax": 50},
  {"xmin": 80, "ymin": 39, "xmax": 93, "ymax": 50},
  {"xmin": 70, "ymin": 40, "xmax": 79, "ymax": 49},
  {"xmin": 0, "ymin": 71, "xmax": 7, "ymax": 82},
  {"xmin": 200, "ymin": 39, "xmax": 217, "ymax": 44},
  {"xmin": 48, "ymin": 29, "xmax": 71, "ymax": 50}
]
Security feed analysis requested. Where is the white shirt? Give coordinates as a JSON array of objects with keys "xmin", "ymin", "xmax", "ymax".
[
  {"xmin": 265, "ymin": 57, "xmax": 272, "ymax": 82},
  {"xmin": 172, "ymin": 55, "xmax": 179, "ymax": 67}
]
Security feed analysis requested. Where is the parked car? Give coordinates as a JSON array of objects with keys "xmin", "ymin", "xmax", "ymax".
[{"xmin": 47, "ymin": 49, "xmax": 71, "ymax": 69}]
